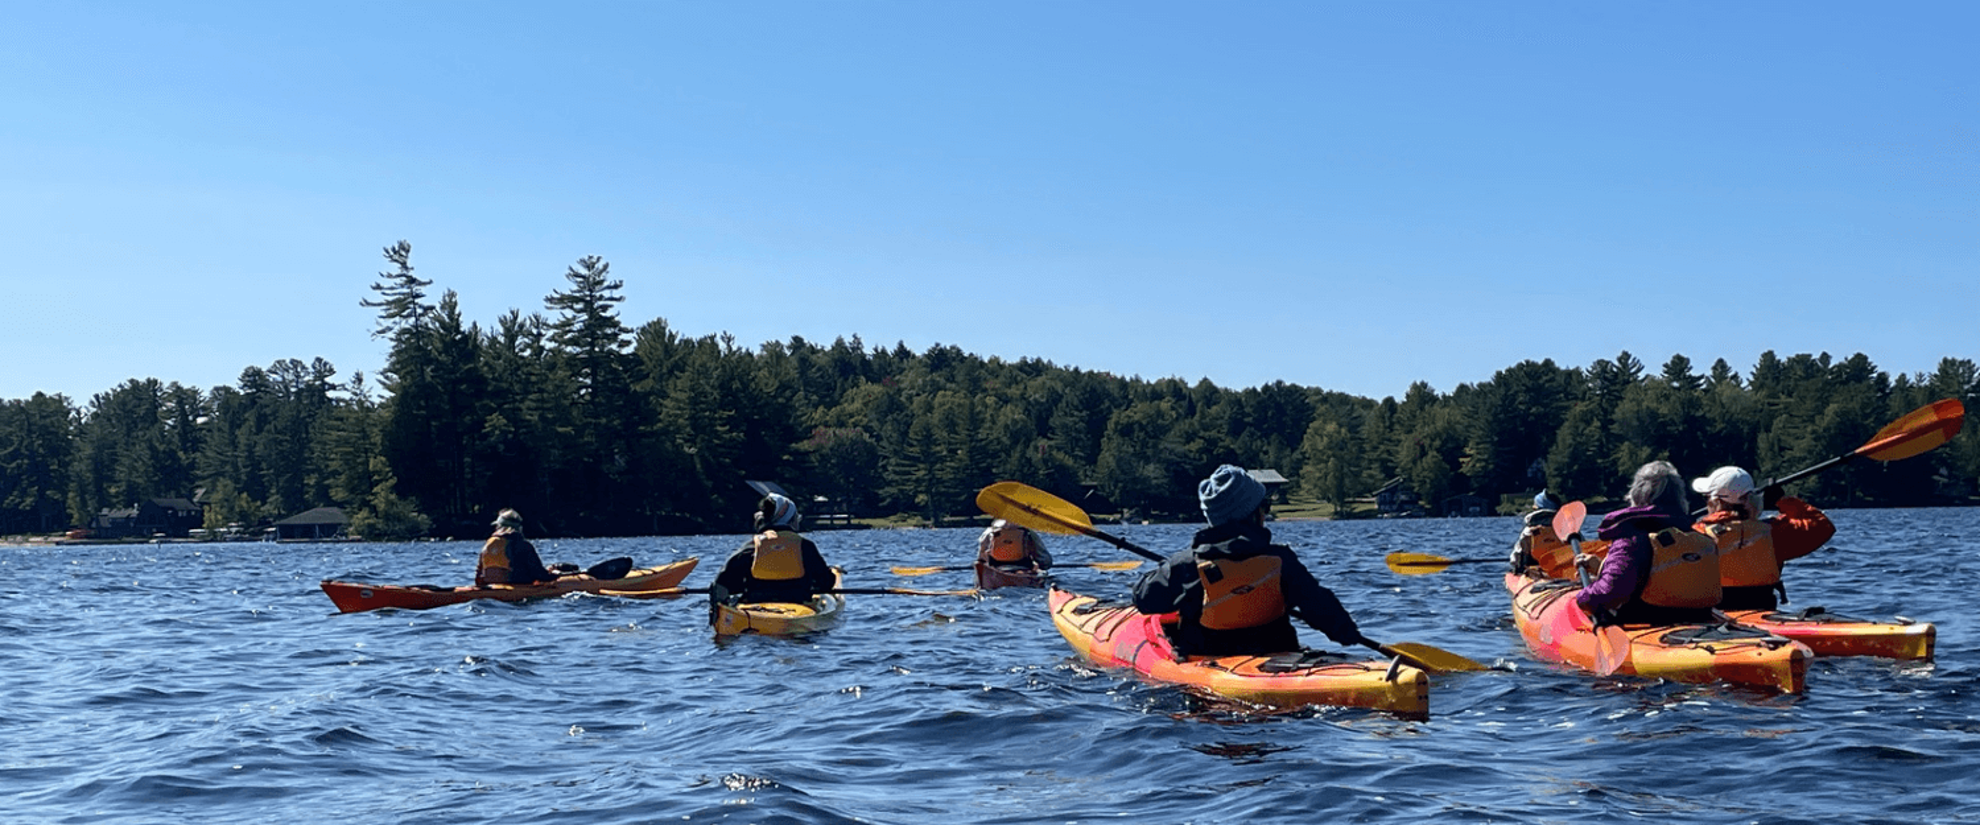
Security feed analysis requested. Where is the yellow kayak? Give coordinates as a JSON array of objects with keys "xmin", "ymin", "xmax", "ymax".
[{"xmin": 712, "ymin": 569, "xmax": 845, "ymax": 636}]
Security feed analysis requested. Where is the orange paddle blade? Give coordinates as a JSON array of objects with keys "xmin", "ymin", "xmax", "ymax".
[
  {"xmin": 1551, "ymin": 501, "xmax": 1587, "ymax": 544},
  {"xmin": 1595, "ymin": 625, "xmax": 1631, "ymax": 676},
  {"xmin": 1859, "ymin": 398, "xmax": 1964, "ymax": 462}
]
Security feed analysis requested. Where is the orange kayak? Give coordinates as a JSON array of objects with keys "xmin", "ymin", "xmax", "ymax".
[
  {"xmin": 1505, "ymin": 571, "xmax": 1810, "ymax": 693},
  {"xmin": 1721, "ymin": 607, "xmax": 1934, "ymax": 660},
  {"xmin": 321, "ymin": 557, "xmax": 699, "ymax": 613},
  {"xmin": 1048, "ymin": 588, "xmax": 1429, "ymax": 715},
  {"xmin": 974, "ymin": 559, "xmax": 1047, "ymax": 590}
]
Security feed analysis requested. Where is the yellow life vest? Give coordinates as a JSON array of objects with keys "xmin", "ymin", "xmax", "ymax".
[
  {"xmin": 751, "ymin": 530, "xmax": 806, "ymax": 581},
  {"xmin": 987, "ymin": 526, "xmax": 1030, "ymax": 564},
  {"xmin": 1196, "ymin": 555, "xmax": 1286, "ymax": 631},
  {"xmin": 1701, "ymin": 518, "xmax": 1780, "ymax": 589},
  {"xmin": 1638, "ymin": 528, "xmax": 1722, "ymax": 609}
]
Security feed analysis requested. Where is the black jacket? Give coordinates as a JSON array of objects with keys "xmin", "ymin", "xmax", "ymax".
[
  {"xmin": 1131, "ymin": 521, "xmax": 1361, "ymax": 657},
  {"xmin": 710, "ymin": 534, "xmax": 836, "ymax": 606}
]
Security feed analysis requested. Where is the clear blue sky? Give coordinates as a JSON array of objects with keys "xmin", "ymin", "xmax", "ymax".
[{"xmin": 4, "ymin": 1, "xmax": 1973, "ymax": 406}]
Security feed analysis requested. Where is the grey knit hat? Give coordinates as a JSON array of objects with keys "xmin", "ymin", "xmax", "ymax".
[{"xmin": 1199, "ymin": 464, "xmax": 1268, "ymax": 526}]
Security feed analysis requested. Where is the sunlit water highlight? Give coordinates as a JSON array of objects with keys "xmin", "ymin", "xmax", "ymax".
[{"xmin": 3, "ymin": 508, "xmax": 1973, "ymax": 824}]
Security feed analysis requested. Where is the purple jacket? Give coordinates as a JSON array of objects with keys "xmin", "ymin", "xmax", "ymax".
[{"xmin": 1574, "ymin": 502, "xmax": 1688, "ymax": 614}]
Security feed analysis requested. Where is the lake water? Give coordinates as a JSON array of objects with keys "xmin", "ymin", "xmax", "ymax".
[{"xmin": 4, "ymin": 508, "xmax": 1973, "ymax": 824}]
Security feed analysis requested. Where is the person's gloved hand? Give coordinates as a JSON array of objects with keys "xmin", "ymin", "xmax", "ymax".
[{"xmin": 1761, "ymin": 483, "xmax": 1784, "ymax": 511}]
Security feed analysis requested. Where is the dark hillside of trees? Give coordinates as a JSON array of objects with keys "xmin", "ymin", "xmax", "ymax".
[{"xmin": 3, "ymin": 242, "xmax": 1975, "ymax": 538}]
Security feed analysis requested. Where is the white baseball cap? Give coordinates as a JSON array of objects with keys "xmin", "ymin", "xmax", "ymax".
[{"xmin": 1691, "ymin": 466, "xmax": 1756, "ymax": 499}]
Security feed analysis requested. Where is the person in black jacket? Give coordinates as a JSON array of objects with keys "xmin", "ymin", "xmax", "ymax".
[
  {"xmin": 1132, "ymin": 465, "xmax": 1366, "ymax": 657},
  {"xmin": 710, "ymin": 493, "xmax": 837, "ymax": 608},
  {"xmin": 476, "ymin": 508, "xmax": 555, "ymax": 585}
]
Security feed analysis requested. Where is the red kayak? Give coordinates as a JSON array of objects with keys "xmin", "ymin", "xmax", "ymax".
[
  {"xmin": 321, "ymin": 557, "xmax": 699, "ymax": 613},
  {"xmin": 974, "ymin": 559, "xmax": 1047, "ymax": 590}
]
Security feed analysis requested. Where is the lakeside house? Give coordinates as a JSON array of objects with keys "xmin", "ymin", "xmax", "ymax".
[
  {"xmin": 89, "ymin": 497, "xmax": 204, "ymax": 539},
  {"xmin": 273, "ymin": 507, "xmax": 350, "ymax": 541}
]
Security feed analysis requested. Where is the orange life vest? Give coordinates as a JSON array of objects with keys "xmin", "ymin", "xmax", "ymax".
[
  {"xmin": 1700, "ymin": 518, "xmax": 1780, "ymax": 589},
  {"xmin": 1196, "ymin": 555, "xmax": 1286, "ymax": 631},
  {"xmin": 987, "ymin": 526, "xmax": 1031, "ymax": 564},
  {"xmin": 750, "ymin": 530, "xmax": 805, "ymax": 581},
  {"xmin": 1637, "ymin": 528, "xmax": 1722, "ymax": 609}
]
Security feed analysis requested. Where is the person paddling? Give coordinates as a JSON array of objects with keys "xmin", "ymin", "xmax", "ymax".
[
  {"xmin": 476, "ymin": 509, "xmax": 555, "ymax": 586},
  {"xmin": 1575, "ymin": 461, "xmax": 1722, "ymax": 625},
  {"xmin": 1690, "ymin": 466, "xmax": 1835, "ymax": 612},
  {"xmin": 1511, "ymin": 491, "xmax": 1578, "ymax": 577},
  {"xmin": 710, "ymin": 493, "xmax": 837, "ymax": 609},
  {"xmin": 1132, "ymin": 464, "xmax": 1368, "ymax": 657},
  {"xmin": 977, "ymin": 519, "xmax": 1053, "ymax": 572}
]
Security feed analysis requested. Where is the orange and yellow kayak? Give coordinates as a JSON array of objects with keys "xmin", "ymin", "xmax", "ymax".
[
  {"xmin": 1721, "ymin": 607, "xmax": 1934, "ymax": 660},
  {"xmin": 974, "ymin": 559, "xmax": 1047, "ymax": 590},
  {"xmin": 321, "ymin": 557, "xmax": 699, "ymax": 613},
  {"xmin": 1048, "ymin": 588, "xmax": 1429, "ymax": 715},
  {"xmin": 1506, "ymin": 571, "xmax": 1810, "ymax": 693}
]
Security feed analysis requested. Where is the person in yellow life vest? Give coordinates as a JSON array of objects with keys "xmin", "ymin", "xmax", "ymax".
[
  {"xmin": 1574, "ymin": 461, "xmax": 1722, "ymax": 625},
  {"xmin": 476, "ymin": 509, "xmax": 555, "ymax": 586},
  {"xmin": 710, "ymin": 493, "xmax": 836, "ymax": 608},
  {"xmin": 1131, "ymin": 464, "xmax": 1366, "ymax": 657},
  {"xmin": 976, "ymin": 519, "xmax": 1054, "ymax": 572},
  {"xmin": 1690, "ymin": 465, "xmax": 1836, "ymax": 611}
]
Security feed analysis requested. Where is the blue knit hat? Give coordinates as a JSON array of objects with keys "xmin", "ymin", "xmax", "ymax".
[{"xmin": 1199, "ymin": 464, "xmax": 1268, "ymax": 526}]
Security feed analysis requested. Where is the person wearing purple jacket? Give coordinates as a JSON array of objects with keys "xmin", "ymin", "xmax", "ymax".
[{"xmin": 1573, "ymin": 461, "xmax": 1722, "ymax": 625}]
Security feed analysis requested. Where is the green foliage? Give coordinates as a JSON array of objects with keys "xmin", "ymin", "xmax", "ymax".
[
  {"xmin": 347, "ymin": 458, "xmax": 432, "ymax": 540},
  {"xmin": 3, "ymin": 241, "xmax": 1974, "ymax": 537}
]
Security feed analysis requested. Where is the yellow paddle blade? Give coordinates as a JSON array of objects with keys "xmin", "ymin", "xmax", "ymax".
[
  {"xmin": 889, "ymin": 565, "xmax": 956, "ymax": 577},
  {"xmin": 1861, "ymin": 398, "xmax": 1965, "ymax": 462},
  {"xmin": 1379, "ymin": 641, "xmax": 1491, "ymax": 673},
  {"xmin": 1384, "ymin": 552, "xmax": 1456, "ymax": 576},
  {"xmin": 1085, "ymin": 560, "xmax": 1144, "ymax": 571},
  {"xmin": 976, "ymin": 481, "xmax": 1095, "ymax": 536}
]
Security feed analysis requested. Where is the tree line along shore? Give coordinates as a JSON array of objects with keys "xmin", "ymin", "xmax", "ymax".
[{"xmin": 3, "ymin": 242, "xmax": 1974, "ymax": 541}]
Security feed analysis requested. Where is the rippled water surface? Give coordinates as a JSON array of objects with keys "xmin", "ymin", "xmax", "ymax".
[{"xmin": 4, "ymin": 508, "xmax": 1975, "ymax": 824}]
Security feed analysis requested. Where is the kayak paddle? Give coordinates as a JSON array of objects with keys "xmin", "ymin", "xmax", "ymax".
[
  {"xmin": 1383, "ymin": 552, "xmax": 1505, "ymax": 576},
  {"xmin": 974, "ymin": 481, "xmax": 1489, "ymax": 674},
  {"xmin": 1555, "ymin": 501, "xmax": 1627, "ymax": 676},
  {"xmin": 605, "ymin": 586, "xmax": 982, "ymax": 599},
  {"xmin": 1692, "ymin": 398, "xmax": 1966, "ymax": 515},
  {"xmin": 890, "ymin": 560, "xmax": 1143, "ymax": 577}
]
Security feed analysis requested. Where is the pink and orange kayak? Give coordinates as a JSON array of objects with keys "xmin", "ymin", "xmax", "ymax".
[
  {"xmin": 1506, "ymin": 571, "xmax": 1810, "ymax": 693},
  {"xmin": 1048, "ymin": 588, "xmax": 1429, "ymax": 715},
  {"xmin": 321, "ymin": 557, "xmax": 699, "ymax": 613}
]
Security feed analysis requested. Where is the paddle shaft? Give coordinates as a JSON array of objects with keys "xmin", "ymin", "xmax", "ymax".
[
  {"xmin": 1043, "ymin": 517, "xmax": 1164, "ymax": 562},
  {"xmin": 1696, "ymin": 398, "xmax": 1964, "ymax": 515},
  {"xmin": 635, "ymin": 586, "xmax": 975, "ymax": 597}
]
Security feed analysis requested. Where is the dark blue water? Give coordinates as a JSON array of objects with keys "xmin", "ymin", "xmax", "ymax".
[{"xmin": 4, "ymin": 508, "xmax": 1972, "ymax": 824}]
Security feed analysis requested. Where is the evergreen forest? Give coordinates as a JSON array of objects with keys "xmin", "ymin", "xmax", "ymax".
[{"xmin": 3, "ymin": 242, "xmax": 1975, "ymax": 539}]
